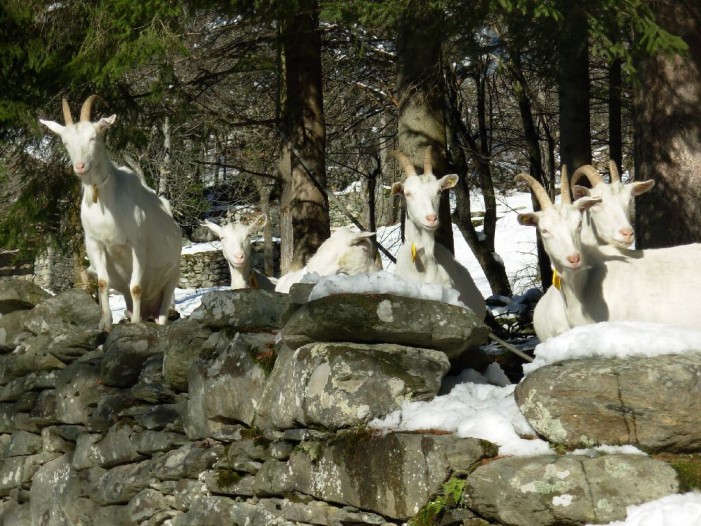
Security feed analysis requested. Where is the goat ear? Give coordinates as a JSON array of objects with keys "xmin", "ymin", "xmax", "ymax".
[
  {"xmin": 39, "ymin": 119, "xmax": 65, "ymax": 136},
  {"xmin": 201, "ymin": 220, "xmax": 223, "ymax": 238},
  {"xmin": 249, "ymin": 214, "xmax": 267, "ymax": 232},
  {"xmin": 517, "ymin": 213, "xmax": 539, "ymax": 227},
  {"xmin": 439, "ymin": 174, "xmax": 459, "ymax": 191},
  {"xmin": 630, "ymin": 180, "xmax": 655, "ymax": 196},
  {"xmin": 391, "ymin": 182, "xmax": 404, "ymax": 196},
  {"xmin": 575, "ymin": 196, "xmax": 602, "ymax": 213},
  {"xmin": 572, "ymin": 185, "xmax": 591, "ymax": 200},
  {"xmin": 95, "ymin": 115, "xmax": 116, "ymax": 134}
]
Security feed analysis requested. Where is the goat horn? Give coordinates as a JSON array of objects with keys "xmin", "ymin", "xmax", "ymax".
[
  {"xmin": 423, "ymin": 145, "xmax": 433, "ymax": 174},
  {"xmin": 390, "ymin": 150, "xmax": 417, "ymax": 177},
  {"xmin": 609, "ymin": 160, "xmax": 621, "ymax": 183},
  {"xmin": 80, "ymin": 94, "xmax": 106, "ymax": 122},
  {"xmin": 571, "ymin": 164, "xmax": 604, "ymax": 189},
  {"xmin": 560, "ymin": 165, "xmax": 571, "ymax": 205},
  {"xmin": 515, "ymin": 173, "xmax": 552, "ymax": 209},
  {"xmin": 61, "ymin": 98, "xmax": 74, "ymax": 126}
]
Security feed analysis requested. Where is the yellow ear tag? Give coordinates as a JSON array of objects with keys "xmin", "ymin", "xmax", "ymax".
[
  {"xmin": 249, "ymin": 273, "xmax": 259, "ymax": 289},
  {"xmin": 411, "ymin": 242, "xmax": 417, "ymax": 263},
  {"xmin": 552, "ymin": 269, "xmax": 561, "ymax": 290}
]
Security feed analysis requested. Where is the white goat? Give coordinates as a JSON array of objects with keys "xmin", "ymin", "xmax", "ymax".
[
  {"xmin": 390, "ymin": 147, "xmax": 486, "ymax": 320},
  {"xmin": 533, "ymin": 163, "xmax": 655, "ymax": 340},
  {"xmin": 40, "ymin": 95, "xmax": 182, "ymax": 331},
  {"xmin": 275, "ymin": 229, "xmax": 379, "ymax": 293},
  {"xmin": 518, "ymin": 171, "xmax": 701, "ymax": 331},
  {"xmin": 201, "ymin": 214, "xmax": 274, "ymax": 291}
]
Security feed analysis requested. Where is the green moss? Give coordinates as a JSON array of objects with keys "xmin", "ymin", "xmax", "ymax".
[
  {"xmin": 251, "ymin": 342, "xmax": 277, "ymax": 376},
  {"xmin": 668, "ymin": 456, "xmax": 701, "ymax": 491},
  {"xmin": 297, "ymin": 440, "xmax": 323, "ymax": 463},
  {"xmin": 215, "ymin": 467, "xmax": 242, "ymax": 488},
  {"xmin": 409, "ymin": 475, "xmax": 466, "ymax": 526},
  {"xmin": 240, "ymin": 423, "xmax": 269, "ymax": 447}
]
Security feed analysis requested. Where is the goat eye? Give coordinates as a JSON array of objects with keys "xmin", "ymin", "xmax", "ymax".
[
  {"xmin": 405, "ymin": 192, "xmax": 412, "ymax": 199},
  {"xmin": 540, "ymin": 228, "xmax": 549, "ymax": 236}
]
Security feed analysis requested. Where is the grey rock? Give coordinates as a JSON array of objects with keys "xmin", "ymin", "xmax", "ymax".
[
  {"xmin": 30, "ymin": 454, "xmax": 97, "ymax": 526},
  {"xmin": 129, "ymin": 402, "xmax": 185, "ymax": 432},
  {"xmin": 0, "ymin": 452, "xmax": 60, "ymax": 497},
  {"xmin": 0, "ymin": 500, "xmax": 30, "ymax": 526},
  {"xmin": 0, "ymin": 309, "xmax": 31, "ymax": 354},
  {"xmin": 0, "ymin": 289, "xmax": 105, "ymax": 368},
  {"xmin": 268, "ymin": 432, "xmax": 496, "ymax": 520},
  {"xmin": 162, "ymin": 318, "xmax": 217, "ymax": 393},
  {"xmin": 131, "ymin": 429, "xmax": 189, "ymax": 456},
  {"xmin": 185, "ymin": 333, "xmax": 274, "ymax": 439},
  {"xmin": 0, "ymin": 279, "xmax": 51, "ymax": 315},
  {"xmin": 464, "ymin": 453, "xmax": 679, "ymax": 526},
  {"xmin": 50, "ymin": 362, "xmax": 118, "ymax": 425},
  {"xmin": 87, "ymin": 391, "xmax": 137, "ymax": 433},
  {"xmin": 188, "ymin": 288, "xmax": 291, "ymax": 330},
  {"xmin": 258, "ymin": 497, "xmax": 394, "ymax": 525},
  {"xmin": 516, "ymin": 354, "xmax": 701, "ymax": 452},
  {"xmin": 41, "ymin": 425, "xmax": 84, "ymax": 454},
  {"xmin": 256, "ymin": 342, "xmax": 450, "ymax": 431},
  {"xmin": 127, "ymin": 488, "xmax": 168, "ymax": 523},
  {"xmin": 4, "ymin": 430, "xmax": 42, "ymax": 457},
  {"xmin": 92, "ymin": 460, "xmax": 155, "ymax": 505},
  {"xmin": 281, "ymin": 293, "xmax": 489, "ymax": 359},
  {"xmin": 150, "ymin": 442, "xmax": 224, "ymax": 481},
  {"xmin": 74, "ymin": 425, "xmax": 145, "ymax": 470},
  {"xmin": 101, "ymin": 323, "xmax": 170, "ymax": 388}
]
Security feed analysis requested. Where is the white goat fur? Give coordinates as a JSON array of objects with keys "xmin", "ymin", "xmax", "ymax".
[
  {"xmin": 391, "ymin": 148, "xmax": 486, "ymax": 320},
  {"xmin": 40, "ymin": 96, "xmax": 182, "ymax": 331},
  {"xmin": 533, "ymin": 163, "xmax": 655, "ymax": 341},
  {"xmin": 275, "ymin": 229, "xmax": 380, "ymax": 293},
  {"xmin": 518, "ymin": 172, "xmax": 701, "ymax": 331},
  {"xmin": 201, "ymin": 215, "xmax": 274, "ymax": 291}
]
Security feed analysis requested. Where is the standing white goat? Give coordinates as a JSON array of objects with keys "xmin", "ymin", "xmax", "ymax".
[
  {"xmin": 518, "ymin": 171, "xmax": 701, "ymax": 331},
  {"xmin": 390, "ymin": 147, "xmax": 486, "ymax": 320},
  {"xmin": 201, "ymin": 214, "xmax": 274, "ymax": 291},
  {"xmin": 533, "ymin": 162, "xmax": 655, "ymax": 340},
  {"xmin": 40, "ymin": 95, "xmax": 182, "ymax": 331},
  {"xmin": 275, "ymin": 229, "xmax": 379, "ymax": 293}
]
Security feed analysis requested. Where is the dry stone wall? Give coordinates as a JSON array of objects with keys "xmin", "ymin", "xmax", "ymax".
[{"xmin": 0, "ymin": 279, "xmax": 697, "ymax": 526}]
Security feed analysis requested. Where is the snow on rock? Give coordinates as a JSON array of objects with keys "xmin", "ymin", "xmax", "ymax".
[
  {"xmin": 588, "ymin": 492, "xmax": 701, "ymax": 526},
  {"xmin": 525, "ymin": 321, "xmax": 701, "ymax": 375},
  {"xmin": 308, "ymin": 270, "xmax": 467, "ymax": 309}
]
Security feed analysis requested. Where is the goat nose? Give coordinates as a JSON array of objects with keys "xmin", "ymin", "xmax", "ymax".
[
  {"xmin": 566, "ymin": 253, "xmax": 581, "ymax": 266},
  {"xmin": 620, "ymin": 227, "xmax": 634, "ymax": 243},
  {"xmin": 426, "ymin": 214, "xmax": 438, "ymax": 223},
  {"xmin": 75, "ymin": 162, "xmax": 85, "ymax": 170}
]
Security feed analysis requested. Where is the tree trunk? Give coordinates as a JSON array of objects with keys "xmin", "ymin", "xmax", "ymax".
[
  {"xmin": 510, "ymin": 52, "xmax": 552, "ymax": 291},
  {"xmin": 608, "ymin": 54, "xmax": 623, "ymax": 170},
  {"xmin": 158, "ymin": 116, "xmax": 171, "ymax": 198},
  {"xmin": 558, "ymin": 6, "xmax": 592, "ymax": 173},
  {"xmin": 395, "ymin": 3, "xmax": 453, "ymax": 252},
  {"xmin": 278, "ymin": 0, "xmax": 330, "ymax": 272},
  {"xmin": 634, "ymin": 0, "xmax": 701, "ymax": 248},
  {"xmin": 447, "ymin": 66, "xmax": 512, "ymax": 297}
]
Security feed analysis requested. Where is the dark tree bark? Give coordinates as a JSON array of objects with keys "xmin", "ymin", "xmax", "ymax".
[
  {"xmin": 509, "ymin": 52, "xmax": 553, "ymax": 291},
  {"xmin": 278, "ymin": 0, "xmax": 330, "ymax": 272},
  {"xmin": 558, "ymin": 6, "xmax": 592, "ymax": 173},
  {"xmin": 447, "ymin": 65, "xmax": 512, "ymax": 297},
  {"xmin": 395, "ymin": 3, "xmax": 454, "ymax": 252},
  {"xmin": 634, "ymin": 0, "xmax": 701, "ymax": 248},
  {"xmin": 608, "ymin": 53, "xmax": 623, "ymax": 171}
]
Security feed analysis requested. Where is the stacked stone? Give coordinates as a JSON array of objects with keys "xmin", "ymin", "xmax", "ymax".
[
  {"xmin": 0, "ymin": 278, "xmax": 697, "ymax": 526},
  {"xmin": 178, "ymin": 250, "xmax": 230, "ymax": 289}
]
